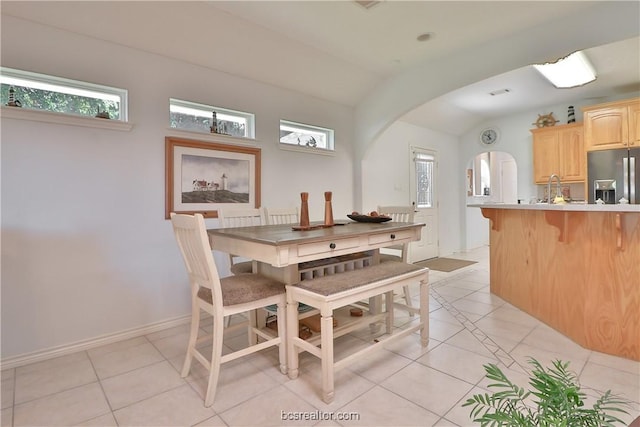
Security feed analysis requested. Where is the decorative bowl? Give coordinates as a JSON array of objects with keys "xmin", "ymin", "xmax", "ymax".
[{"xmin": 347, "ymin": 214, "xmax": 392, "ymax": 223}]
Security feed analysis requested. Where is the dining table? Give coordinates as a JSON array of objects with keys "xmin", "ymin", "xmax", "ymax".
[
  {"xmin": 206, "ymin": 220, "xmax": 425, "ymax": 285},
  {"xmin": 207, "ymin": 219, "xmax": 426, "ymax": 342}
]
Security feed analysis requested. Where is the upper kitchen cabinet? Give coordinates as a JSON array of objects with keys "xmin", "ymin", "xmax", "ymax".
[
  {"xmin": 583, "ymin": 97, "xmax": 640, "ymax": 151},
  {"xmin": 531, "ymin": 123, "xmax": 585, "ymax": 184}
]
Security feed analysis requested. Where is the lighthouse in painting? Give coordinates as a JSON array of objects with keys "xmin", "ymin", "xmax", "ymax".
[{"xmin": 221, "ymin": 173, "xmax": 228, "ymax": 191}]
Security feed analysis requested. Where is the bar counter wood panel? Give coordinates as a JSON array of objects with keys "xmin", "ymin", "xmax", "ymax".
[{"xmin": 481, "ymin": 207, "xmax": 640, "ymax": 361}]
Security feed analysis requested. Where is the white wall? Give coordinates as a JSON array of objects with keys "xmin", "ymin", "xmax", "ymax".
[
  {"xmin": 1, "ymin": 16, "xmax": 356, "ymax": 360},
  {"xmin": 361, "ymin": 121, "xmax": 461, "ymax": 257}
]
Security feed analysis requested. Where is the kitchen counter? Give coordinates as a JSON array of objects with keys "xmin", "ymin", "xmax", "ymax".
[
  {"xmin": 468, "ymin": 202, "xmax": 640, "ymax": 212},
  {"xmin": 474, "ymin": 205, "xmax": 639, "ymax": 361}
]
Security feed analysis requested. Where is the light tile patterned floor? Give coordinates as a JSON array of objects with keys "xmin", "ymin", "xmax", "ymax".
[{"xmin": 2, "ymin": 246, "xmax": 639, "ymax": 426}]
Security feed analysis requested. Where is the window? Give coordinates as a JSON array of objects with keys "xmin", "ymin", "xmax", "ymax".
[
  {"xmin": 169, "ymin": 98, "xmax": 255, "ymax": 139},
  {"xmin": 279, "ymin": 120, "xmax": 334, "ymax": 152},
  {"xmin": 0, "ymin": 67, "xmax": 127, "ymax": 121},
  {"xmin": 414, "ymin": 152, "xmax": 435, "ymax": 208}
]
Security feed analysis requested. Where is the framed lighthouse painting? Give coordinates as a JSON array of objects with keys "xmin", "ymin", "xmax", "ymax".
[{"xmin": 165, "ymin": 137, "xmax": 261, "ymax": 219}]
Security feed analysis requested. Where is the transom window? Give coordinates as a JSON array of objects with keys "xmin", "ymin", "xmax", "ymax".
[
  {"xmin": 169, "ymin": 98, "xmax": 255, "ymax": 139},
  {"xmin": 0, "ymin": 67, "xmax": 127, "ymax": 121},
  {"xmin": 280, "ymin": 120, "xmax": 334, "ymax": 151}
]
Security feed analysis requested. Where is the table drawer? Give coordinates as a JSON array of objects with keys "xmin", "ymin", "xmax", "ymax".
[
  {"xmin": 297, "ymin": 237, "xmax": 361, "ymax": 257},
  {"xmin": 368, "ymin": 229, "xmax": 415, "ymax": 246}
]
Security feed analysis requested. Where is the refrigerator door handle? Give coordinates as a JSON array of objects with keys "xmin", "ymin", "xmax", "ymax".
[
  {"xmin": 630, "ymin": 156, "xmax": 636, "ymax": 204},
  {"xmin": 623, "ymin": 157, "xmax": 629, "ymax": 201}
]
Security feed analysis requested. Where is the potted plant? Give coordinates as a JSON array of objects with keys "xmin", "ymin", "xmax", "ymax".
[{"xmin": 463, "ymin": 358, "xmax": 632, "ymax": 426}]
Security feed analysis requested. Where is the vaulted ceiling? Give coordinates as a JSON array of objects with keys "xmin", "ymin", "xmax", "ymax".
[{"xmin": 2, "ymin": 1, "xmax": 639, "ymax": 135}]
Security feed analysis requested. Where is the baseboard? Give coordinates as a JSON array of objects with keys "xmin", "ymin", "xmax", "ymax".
[{"xmin": 1, "ymin": 314, "xmax": 191, "ymax": 370}]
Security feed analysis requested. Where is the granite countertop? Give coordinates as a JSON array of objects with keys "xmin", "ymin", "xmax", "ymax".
[{"xmin": 468, "ymin": 203, "xmax": 640, "ymax": 212}]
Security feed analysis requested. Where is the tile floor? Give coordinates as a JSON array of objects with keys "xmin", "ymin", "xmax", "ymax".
[{"xmin": 2, "ymin": 246, "xmax": 639, "ymax": 426}]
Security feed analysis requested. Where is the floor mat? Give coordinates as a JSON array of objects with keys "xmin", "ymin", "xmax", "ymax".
[{"xmin": 414, "ymin": 257, "xmax": 477, "ymax": 272}]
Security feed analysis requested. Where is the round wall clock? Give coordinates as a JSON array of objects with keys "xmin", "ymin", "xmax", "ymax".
[{"xmin": 479, "ymin": 127, "xmax": 500, "ymax": 146}]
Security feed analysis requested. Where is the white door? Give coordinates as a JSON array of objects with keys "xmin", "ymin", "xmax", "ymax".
[{"xmin": 409, "ymin": 147, "xmax": 439, "ymax": 262}]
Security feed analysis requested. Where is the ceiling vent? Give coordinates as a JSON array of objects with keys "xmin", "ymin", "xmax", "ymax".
[
  {"xmin": 489, "ymin": 88, "xmax": 512, "ymax": 96},
  {"xmin": 354, "ymin": 1, "xmax": 381, "ymax": 9}
]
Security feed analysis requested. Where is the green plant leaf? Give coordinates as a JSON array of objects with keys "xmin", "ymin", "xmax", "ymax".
[{"xmin": 464, "ymin": 358, "xmax": 632, "ymax": 427}]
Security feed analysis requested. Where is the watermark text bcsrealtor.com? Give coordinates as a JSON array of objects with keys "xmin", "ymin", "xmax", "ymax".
[{"xmin": 281, "ymin": 410, "xmax": 361, "ymax": 422}]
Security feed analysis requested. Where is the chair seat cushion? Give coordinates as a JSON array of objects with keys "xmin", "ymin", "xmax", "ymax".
[
  {"xmin": 198, "ymin": 274, "xmax": 285, "ymax": 306},
  {"xmin": 293, "ymin": 262, "xmax": 424, "ymax": 296},
  {"xmin": 230, "ymin": 261, "xmax": 253, "ymax": 275}
]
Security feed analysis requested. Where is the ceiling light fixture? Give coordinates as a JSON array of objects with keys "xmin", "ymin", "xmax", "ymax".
[
  {"xmin": 416, "ymin": 32, "xmax": 435, "ymax": 42},
  {"xmin": 533, "ymin": 51, "xmax": 597, "ymax": 88},
  {"xmin": 489, "ymin": 88, "xmax": 511, "ymax": 96}
]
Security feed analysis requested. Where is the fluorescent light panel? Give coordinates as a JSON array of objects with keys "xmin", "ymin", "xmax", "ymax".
[{"xmin": 533, "ymin": 51, "xmax": 596, "ymax": 88}]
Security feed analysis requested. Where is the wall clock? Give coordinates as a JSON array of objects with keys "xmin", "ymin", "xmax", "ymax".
[{"xmin": 479, "ymin": 127, "xmax": 500, "ymax": 146}]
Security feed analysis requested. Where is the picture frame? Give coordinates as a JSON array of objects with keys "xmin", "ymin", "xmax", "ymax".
[{"xmin": 165, "ymin": 137, "xmax": 261, "ymax": 219}]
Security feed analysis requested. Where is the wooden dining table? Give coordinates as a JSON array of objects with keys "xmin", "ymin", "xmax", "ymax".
[
  {"xmin": 207, "ymin": 220, "xmax": 426, "ymax": 343},
  {"xmin": 206, "ymin": 221, "xmax": 425, "ymax": 285}
]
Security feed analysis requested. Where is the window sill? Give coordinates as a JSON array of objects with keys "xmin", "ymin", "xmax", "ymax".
[
  {"xmin": 0, "ymin": 106, "xmax": 133, "ymax": 131},
  {"xmin": 278, "ymin": 143, "xmax": 335, "ymax": 156},
  {"xmin": 165, "ymin": 128, "xmax": 259, "ymax": 146}
]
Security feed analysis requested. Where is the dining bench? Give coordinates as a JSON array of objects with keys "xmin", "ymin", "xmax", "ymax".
[{"xmin": 285, "ymin": 261, "xmax": 429, "ymax": 403}]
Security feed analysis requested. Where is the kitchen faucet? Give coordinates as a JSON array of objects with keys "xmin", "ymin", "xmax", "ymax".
[{"xmin": 547, "ymin": 174, "xmax": 561, "ymax": 204}]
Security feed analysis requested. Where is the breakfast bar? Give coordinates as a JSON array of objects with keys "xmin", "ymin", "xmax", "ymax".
[{"xmin": 471, "ymin": 203, "xmax": 640, "ymax": 361}]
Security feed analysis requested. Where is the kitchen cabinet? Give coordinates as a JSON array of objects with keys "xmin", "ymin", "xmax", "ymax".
[
  {"xmin": 583, "ymin": 97, "xmax": 640, "ymax": 151},
  {"xmin": 531, "ymin": 123, "xmax": 585, "ymax": 184}
]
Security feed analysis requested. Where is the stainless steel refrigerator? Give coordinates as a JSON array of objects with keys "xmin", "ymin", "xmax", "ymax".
[{"xmin": 587, "ymin": 148, "xmax": 639, "ymax": 204}]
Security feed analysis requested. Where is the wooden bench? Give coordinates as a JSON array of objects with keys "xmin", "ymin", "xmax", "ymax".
[{"xmin": 285, "ymin": 261, "xmax": 429, "ymax": 403}]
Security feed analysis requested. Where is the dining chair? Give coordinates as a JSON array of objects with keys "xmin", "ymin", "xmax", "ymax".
[
  {"xmin": 265, "ymin": 206, "xmax": 299, "ymax": 225},
  {"xmin": 377, "ymin": 205, "xmax": 417, "ymax": 314},
  {"xmin": 217, "ymin": 207, "xmax": 268, "ymax": 330},
  {"xmin": 217, "ymin": 207, "xmax": 267, "ymax": 275},
  {"xmin": 170, "ymin": 212, "xmax": 287, "ymax": 407}
]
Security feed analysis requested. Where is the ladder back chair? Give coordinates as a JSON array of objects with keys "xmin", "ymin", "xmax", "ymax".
[
  {"xmin": 217, "ymin": 207, "xmax": 267, "ymax": 275},
  {"xmin": 377, "ymin": 205, "xmax": 417, "ymax": 315},
  {"xmin": 265, "ymin": 206, "xmax": 299, "ymax": 225},
  {"xmin": 170, "ymin": 213, "xmax": 287, "ymax": 407}
]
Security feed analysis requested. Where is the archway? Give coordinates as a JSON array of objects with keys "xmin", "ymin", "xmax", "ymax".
[{"xmin": 465, "ymin": 151, "xmax": 517, "ymax": 249}]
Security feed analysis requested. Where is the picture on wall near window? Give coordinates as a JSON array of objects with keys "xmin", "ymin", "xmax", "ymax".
[
  {"xmin": 165, "ymin": 137, "xmax": 261, "ymax": 218},
  {"xmin": 181, "ymin": 155, "xmax": 248, "ymax": 203}
]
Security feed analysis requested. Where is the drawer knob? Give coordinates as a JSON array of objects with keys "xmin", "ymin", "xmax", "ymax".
[
  {"xmin": 390, "ymin": 234, "xmax": 396, "ymax": 239},
  {"xmin": 329, "ymin": 243, "xmax": 336, "ymax": 249}
]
